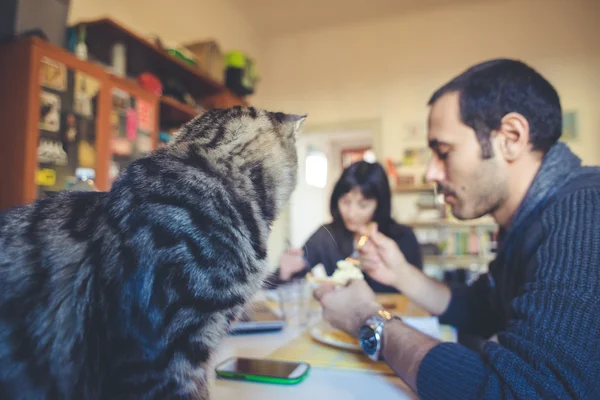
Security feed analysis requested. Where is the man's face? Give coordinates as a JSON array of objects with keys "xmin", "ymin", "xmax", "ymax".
[{"xmin": 425, "ymin": 92, "xmax": 509, "ymax": 220}]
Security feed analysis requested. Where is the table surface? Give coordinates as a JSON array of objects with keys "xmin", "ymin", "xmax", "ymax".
[
  {"xmin": 207, "ymin": 291, "xmax": 423, "ymax": 399},
  {"xmin": 209, "ymin": 325, "xmax": 418, "ymax": 400}
]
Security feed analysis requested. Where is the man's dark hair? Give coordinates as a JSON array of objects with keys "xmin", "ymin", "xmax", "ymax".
[{"xmin": 428, "ymin": 59, "xmax": 562, "ymax": 157}]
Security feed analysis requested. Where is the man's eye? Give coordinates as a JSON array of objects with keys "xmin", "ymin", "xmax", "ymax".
[{"xmin": 438, "ymin": 152, "xmax": 449, "ymax": 160}]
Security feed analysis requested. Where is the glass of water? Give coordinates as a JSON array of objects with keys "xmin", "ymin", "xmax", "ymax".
[{"xmin": 277, "ymin": 278, "xmax": 316, "ymax": 328}]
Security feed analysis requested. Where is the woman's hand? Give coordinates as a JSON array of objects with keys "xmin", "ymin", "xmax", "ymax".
[
  {"xmin": 279, "ymin": 247, "xmax": 307, "ymax": 281},
  {"xmin": 358, "ymin": 223, "xmax": 410, "ymax": 288}
]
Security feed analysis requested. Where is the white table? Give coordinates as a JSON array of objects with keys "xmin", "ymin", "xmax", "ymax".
[{"xmin": 208, "ymin": 323, "xmax": 418, "ymax": 399}]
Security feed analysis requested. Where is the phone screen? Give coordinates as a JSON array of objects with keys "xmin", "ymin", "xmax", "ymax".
[{"xmin": 218, "ymin": 357, "xmax": 303, "ymax": 379}]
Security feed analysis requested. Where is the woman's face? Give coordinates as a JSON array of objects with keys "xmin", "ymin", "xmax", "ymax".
[{"xmin": 337, "ymin": 187, "xmax": 377, "ymax": 233}]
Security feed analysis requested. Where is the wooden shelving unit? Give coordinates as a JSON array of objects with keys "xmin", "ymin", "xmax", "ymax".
[
  {"xmin": 74, "ymin": 18, "xmax": 223, "ymax": 95},
  {"xmin": 392, "ymin": 184, "xmax": 434, "ymax": 193},
  {"xmin": 71, "ymin": 17, "xmax": 248, "ymax": 125},
  {"xmin": 0, "ymin": 18, "xmax": 252, "ymax": 210},
  {"xmin": 406, "ymin": 219, "xmax": 498, "ymax": 229},
  {"xmin": 160, "ymin": 96, "xmax": 202, "ymax": 126},
  {"xmin": 423, "ymin": 254, "xmax": 494, "ymax": 267}
]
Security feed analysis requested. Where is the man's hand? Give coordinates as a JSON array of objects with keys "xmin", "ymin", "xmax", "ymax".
[
  {"xmin": 315, "ymin": 278, "xmax": 441, "ymax": 393},
  {"xmin": 360, "ymin": 223, "xmax": 452, "ymax": 316},
  {"xmin": 314, "ymin": 280, "xmax": 382, "ymax": 336},
  {"xmin": 359, "ymin": 223, "xmax": 410, "ymax": 287}
]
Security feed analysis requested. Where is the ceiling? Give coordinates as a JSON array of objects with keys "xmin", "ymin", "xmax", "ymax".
[{"xmin": 230, "ymin": 0, "xmax": 494, "ymax": 36}]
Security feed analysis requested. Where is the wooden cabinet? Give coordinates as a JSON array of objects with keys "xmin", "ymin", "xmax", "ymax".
[
  {"xmin": 106, "ymin": 75, "xmax": 159, "ymax": 187},
  {"xmin": 0, "ymin": 19, "xmax": 249, "ymax": 211},
  {"xmin": 2, "ymin": 38, "xmax": 99, "ymax": 208},
  {"xmin": 0, "ymin": 37, "xmax": 160, "ymax": 210}
]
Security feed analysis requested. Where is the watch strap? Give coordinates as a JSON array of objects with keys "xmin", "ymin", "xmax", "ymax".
[{"xmin": 361, "ymin": 310, "xmax": 402, "ymax": 361}]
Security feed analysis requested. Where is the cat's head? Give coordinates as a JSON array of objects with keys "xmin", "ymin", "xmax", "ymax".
[{"xmin": 171, "ymin": 106, "xmax": 306, "ymax": 222}]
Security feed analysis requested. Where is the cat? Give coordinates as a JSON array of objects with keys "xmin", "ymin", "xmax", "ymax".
[{"xmin": 0, "ymin": 106, "xmax": 306, "ymax": 399}]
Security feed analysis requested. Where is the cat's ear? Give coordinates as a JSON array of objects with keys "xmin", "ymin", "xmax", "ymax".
[{"xmin": 286, "ymin": 114, "xmax": 307, "ymax": 137}]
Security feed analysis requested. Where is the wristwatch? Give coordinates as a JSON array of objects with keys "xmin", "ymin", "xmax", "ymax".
[{"xmin": 358, "ymin": 309, "xmax": 402, "ymax": 361}]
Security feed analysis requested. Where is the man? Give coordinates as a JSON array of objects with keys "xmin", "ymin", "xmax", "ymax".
[{"xmin": 315, "ymin": 59, "xmax": 600, "ymax": 399}]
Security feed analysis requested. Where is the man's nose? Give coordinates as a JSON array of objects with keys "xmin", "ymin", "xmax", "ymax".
[{"xmin": 425, "ymin": 158, "xmax": 445, "ymax": 183}]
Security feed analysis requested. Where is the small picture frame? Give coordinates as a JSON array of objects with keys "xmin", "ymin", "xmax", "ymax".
[
  {"xmin": 39, "ymin": 91, "xmax": 61, "ymax": 132},
  {"xmin": 341, "ymin": 147, "xmax": 372, "ymax": 169},
  {"xmin": 562, "ymin": 111, "xmax": 578, "ymax": 141},
  {"xmin": 40, "ymin": 57, "xmax": 67, "ymax": 92}
]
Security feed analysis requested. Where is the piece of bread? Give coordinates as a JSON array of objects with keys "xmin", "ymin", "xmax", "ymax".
[{"xmin": 306, "ymin": 259, "xmax": 365, "ymax": 286}]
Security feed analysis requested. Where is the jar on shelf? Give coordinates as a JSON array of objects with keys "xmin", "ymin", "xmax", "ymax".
[{"xmin": 66, "ymin": 168, "xmax": 98, "ymax": 191}]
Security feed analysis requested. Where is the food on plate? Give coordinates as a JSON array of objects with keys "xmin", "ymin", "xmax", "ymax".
[
  {"xmin": 320, "ymin": 329, "xmax": 359, "ymax": 346},
  {"xmin": 306, "ymin": 259, "xmax": 365, "ymax": 286}
]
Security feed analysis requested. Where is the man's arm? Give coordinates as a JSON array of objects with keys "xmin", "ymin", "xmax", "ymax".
[
  {"xmin": 437, "ymin": 273, "xmax": 503, "ymax": 338},
  {"xmin": 344, "ymin": 273, "xmax": 599, "ymax": 400},
  {"xmin": 361, "ymin": 224, "xmax": 502, "ymax": 336},
  {"xmin": 384, "ymin": 254, "xmax": 503, "ymax": 339},
  {"xmin": 364, "ymin": 189, "xmax": 600, "ymax": 399},
  {"xmin": 322, "ymin": 283, "xmax": 468, "ymax": 394},
  {"xmin": 380, "ymin": 319, "xmax": 440, "ymax": 391},
  {"xmin": 391, "ymin": 262, "xmax": 451, "ymax": 316},
  {"xmin": 359, "ymin": 226, "xmax": 453, "ymax": 315}
]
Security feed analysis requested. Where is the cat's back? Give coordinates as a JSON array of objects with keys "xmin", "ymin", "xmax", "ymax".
[
  {"xmin": 0, "ymin": 191, "xmax": 109, "ymax": 399},
  {"xmin": 0, "ymin": 191, "xmax": 108, "ymax": 279}
]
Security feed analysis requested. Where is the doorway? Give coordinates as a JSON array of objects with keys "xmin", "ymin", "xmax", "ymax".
[{"xmin": 289, "ymin": 129, "xmax": 374, "ymax": 248}]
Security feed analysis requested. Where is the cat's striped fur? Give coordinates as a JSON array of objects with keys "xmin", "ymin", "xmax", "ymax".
[{"xmin": 0, "ymin": 106, "xmax": 305, "ymax": 399}]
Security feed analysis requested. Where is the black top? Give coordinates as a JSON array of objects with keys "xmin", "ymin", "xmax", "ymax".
[{"xmin": 292, "ymin": 221, "xmax": 423, "ymax": 293}]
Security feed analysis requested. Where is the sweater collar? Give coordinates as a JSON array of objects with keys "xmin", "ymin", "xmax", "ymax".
[{"xmin": 506, "ymin": 142, "xmax": 581, "ymax": 235}]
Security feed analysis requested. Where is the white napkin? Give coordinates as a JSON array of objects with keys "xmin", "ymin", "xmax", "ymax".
[{"xmin": 402, "ymin": 316, "xmax": 442, "ymax": 340}]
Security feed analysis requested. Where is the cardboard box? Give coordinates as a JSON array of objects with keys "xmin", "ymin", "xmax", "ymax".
[{"xmin": 184, "ymin": 40, "xmax": 224, "ymax": 84}]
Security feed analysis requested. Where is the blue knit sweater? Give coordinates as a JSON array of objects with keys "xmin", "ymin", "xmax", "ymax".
[{"xmin": 417, "ymin": 143, "xmax": 600, "ymax": 399}]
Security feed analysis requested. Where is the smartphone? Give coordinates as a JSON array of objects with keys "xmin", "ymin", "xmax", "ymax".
[
  {"xmin": 229, "ymin": 303, "xmax": 285, "ymax": 335},
  {"xmin": 215, "ymin": 357, "xmax": 310, "ymax": 385}
]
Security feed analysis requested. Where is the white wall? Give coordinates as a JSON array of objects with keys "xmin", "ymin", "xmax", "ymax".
[
  {"xmin": 255, "ymin": 0, "xmax": 600, "ymax": 260},
  {"xmin": 254, "ymin": 0, "xmax": 600, "ymax": 167},
  {"xmin": 289, "ymin": 134, "xmax": 330, "ymax": 248}
]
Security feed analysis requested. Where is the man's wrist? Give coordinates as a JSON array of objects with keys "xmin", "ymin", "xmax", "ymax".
[
  {"xmin": 352, "ymin": 301, "xmax": 384, "ymax": 334},
  {"xmin": 392, "ymin": 262, "xmax": 419, "ymax": 292},
  {"xmin": 391, "ymin": 264, "xmax": 410, "ymax": 292}
]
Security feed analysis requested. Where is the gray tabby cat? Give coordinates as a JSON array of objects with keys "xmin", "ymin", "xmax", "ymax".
[{"xmin": 0, "ymin": 106, "xmax": 305, "ymax": 399}]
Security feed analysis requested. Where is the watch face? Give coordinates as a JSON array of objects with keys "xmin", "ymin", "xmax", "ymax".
[{"xmin": 359, "ymin": 325, "xmax": 378, "ymax": 356}]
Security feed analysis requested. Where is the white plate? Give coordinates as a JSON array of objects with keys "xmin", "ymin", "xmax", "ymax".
[{"xmin": 309, "ymin": 323, "xmax": 361, "ymax": 351}]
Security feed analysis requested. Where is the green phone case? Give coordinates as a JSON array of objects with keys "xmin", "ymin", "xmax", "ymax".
[{"xmin": 216, "ymin": 363, "xmax": 310, "ymax": 385}]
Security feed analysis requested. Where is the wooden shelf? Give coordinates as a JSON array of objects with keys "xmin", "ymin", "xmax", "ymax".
[
  {"xmin": 406, "ymin": 219, "xmax": 498, "ymax": 229},
  {"xmin": 416, "ymin": 203, "xmax": 444, "ymax": 210},
  {"xmin": 73, "ymin": 18, "xmax": 245, "ymax": 105},
  {"xmin": 201, "ymin": 91, "xmax": 250, "ymax": 109},
  {"xmin": 392, "ymin": 184, "xmax": 434, "ymax": 194},
  {"xmin": 424, "ymin": 254, "xmax": 494, "ymax": 266},
  {"xmin": 160, "ymin": 96, "xmax": 202, "ymax": 127}
]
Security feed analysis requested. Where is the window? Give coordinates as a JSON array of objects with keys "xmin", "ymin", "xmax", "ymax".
[{"xmin": 305, "ymin": 148, "xmax": 327, "ymax": 188}]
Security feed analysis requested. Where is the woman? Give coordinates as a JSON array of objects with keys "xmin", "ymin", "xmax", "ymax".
[{"xmin": 278, "ymin": 160, "xmax": 422, "ymax": 293}]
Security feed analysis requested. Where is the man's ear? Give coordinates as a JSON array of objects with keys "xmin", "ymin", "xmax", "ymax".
[{"xmin": 495, "ymin": 112, "xmax": 530, "ymax": 162}]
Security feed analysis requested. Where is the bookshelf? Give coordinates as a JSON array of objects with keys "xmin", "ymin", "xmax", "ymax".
[
  {"xmin": 71, "ymin": 17, "xmax": 248, "ymax": 128},
  {"xmin": 0, "ymin": 18, "xmax": 250, "ymax": 210}
]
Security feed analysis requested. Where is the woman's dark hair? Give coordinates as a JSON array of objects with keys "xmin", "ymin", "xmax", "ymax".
[{"xmin": 330, "ymin": 160, "xmax": 393, "ymax": 234}]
